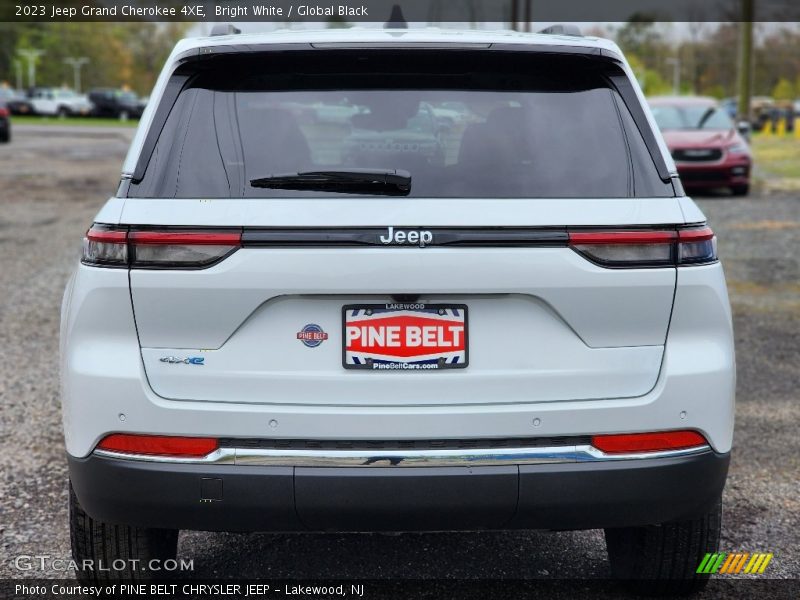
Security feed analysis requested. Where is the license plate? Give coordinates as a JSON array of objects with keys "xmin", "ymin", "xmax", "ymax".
[{"xmin": 343, "ymin": 304, "xmax": 468, "ymax": 370}]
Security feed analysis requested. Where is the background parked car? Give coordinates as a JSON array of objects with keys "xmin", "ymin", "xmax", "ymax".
[
  {"xmin": 649, "ymin": 96, "xmax": 751, "ymax": 195},
  {"xmin": 0, "ymin": 88, "xmax": 19, "ymax": 104},
  {"xmin": 0, "ymin": 101, "xmax": 10, "ymax": 143},
  {"xmin": 0, "ymin": 87, "xmax": 33, "ymax": 115},
  {"xmin": 720, "ymin": 97, "xmax": 737, "ymax": 119},
  {"xmin": 29, "ymin": 87, "xmax": 92, "ymax": 117},
  {"xmin": 88, "ymin": 88, "xmax": 145, "ymax": 119},
  {"xmin": 750, "ymin": 96, "xmax": 776, "ymax": 131}
]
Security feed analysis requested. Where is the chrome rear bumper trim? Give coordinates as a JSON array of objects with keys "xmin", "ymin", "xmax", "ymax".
[{"xmin": 93, "ymin": 444, "xmax": 711, "ymax": 467}]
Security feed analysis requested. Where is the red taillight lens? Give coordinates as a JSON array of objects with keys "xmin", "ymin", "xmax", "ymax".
[
  {"xmin": 0, "ymin": 107, "xmax": 9, "ymax": 118},
  {"xmin": 569, "ymin": 230, "xmax": 675, "ymax": 267},
  {"xmin": 97, "ymin": 434, "xmax": 219, "ymax": 457},
  {"xmin": 128, "ymin": 230, "xmax": 241, "ymax": 267},
  {"xmin": 591, "ymin": 430, "xmax": 708, "ymax": 454},
  {"xmin": 568, "ymin": 226, "xmax": 717, "ymax": 267},
  {"xmin": 568, "ymin": 231, "xmax": 677, "ymax": 245},
  {"xmin": 81, "ymin": 224, "xmax": 242, "ymax": 268}
]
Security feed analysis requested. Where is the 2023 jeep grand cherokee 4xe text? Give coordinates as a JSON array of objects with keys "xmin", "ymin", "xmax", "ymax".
[{"xmin": 61, "ymin": 26, "xmax": 735, "ymax": 593}]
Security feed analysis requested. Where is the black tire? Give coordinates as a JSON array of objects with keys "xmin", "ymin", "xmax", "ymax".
[
  {"xmin": 57, "ymin": 106, "xmax": 70, "ymax": 118},
  {"xmin": 604, "ymin": 497, "xmax": 722, "ymax": 596},
  {"xmin": 0, "ymin": 129, "xmax": 9, "ymax": 143},
  {"xmin": 69, "ymin": 481, "xmax": 178, "ymax": 583},
  {"xmin": 731, "ymin": 184, "xmax": 749, "ymax": 196}
]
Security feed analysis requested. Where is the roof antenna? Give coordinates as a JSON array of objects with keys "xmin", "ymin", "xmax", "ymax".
[{"xmin": 384, "ymin": 4, "xmax": 408, "ymax": 29}]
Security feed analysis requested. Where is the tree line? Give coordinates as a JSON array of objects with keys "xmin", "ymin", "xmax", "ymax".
[
  {"xmin": 0, "ymin": 22, "xmax": 190, "ymax": 95},
  {"xmin": 1, "ymin": 21, "xmax": 799, "ymax": 101},
  {"xmin": 594, "ymin": 20, "xmax": 800, "ymax": 101}
]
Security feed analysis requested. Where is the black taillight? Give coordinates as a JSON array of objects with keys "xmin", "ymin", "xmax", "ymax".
[
  {"xmin": 676, "ymin": 227, "xmax": 717, "ymax": 265},
  {"xmin": 82, "ymin": 224, "xmax": 242, "ymax": 269},
  {"xmin": 568, "ymin": 226, "xmax": 717, "ymax": 268},
  {"xmin": 82, "ymin": 224, "xmax": 128, "ymax": 267}
]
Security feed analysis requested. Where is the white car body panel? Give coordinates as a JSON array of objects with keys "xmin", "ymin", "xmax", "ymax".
[
  {"xmin": 61, "ymin": 259, "xmax": 733, "ymax": 457},
  {"xmin": 130, "ymin": 245, "xmax": 676, "ymax": 349},
  {"xmin": 114, "ymin": 197, "xmax": 685, "ymax": 228}
]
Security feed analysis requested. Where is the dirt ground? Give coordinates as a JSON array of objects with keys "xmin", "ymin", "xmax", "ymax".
[{"xmin": 0, "ymin": 126, "xmax": 797, "ymax": 597}]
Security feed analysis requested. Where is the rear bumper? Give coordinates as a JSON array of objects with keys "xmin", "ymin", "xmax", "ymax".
[{"xmin": 68, "ymin": 449, "xmax": 729, "ymax": 533}]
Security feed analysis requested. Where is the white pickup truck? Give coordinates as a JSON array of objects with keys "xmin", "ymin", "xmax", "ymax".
[{"xmin": 29, "ymin": 87, "xmax": 92, "ymax": 117}]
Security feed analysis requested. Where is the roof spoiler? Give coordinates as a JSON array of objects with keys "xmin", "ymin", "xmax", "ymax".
[{"xmin": 537, "ymin": 24, "xmax": 582, "ymax": 37}]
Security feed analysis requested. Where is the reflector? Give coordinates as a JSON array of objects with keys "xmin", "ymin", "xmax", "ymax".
[
  {"xmin": 591, "ymin": 430, "xmax": 707, "ymax": 454},
  {"xmin": 97, "ymin": 434, "xmax": 219, "ymax": 457}
]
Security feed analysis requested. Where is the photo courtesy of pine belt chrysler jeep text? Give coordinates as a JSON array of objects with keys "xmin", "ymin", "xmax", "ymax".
[{"xmin": 61, "ymin": 24, "xmax": 735, "ymax": 595}]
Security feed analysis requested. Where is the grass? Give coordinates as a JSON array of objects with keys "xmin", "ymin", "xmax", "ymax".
[
  {"xmin": 10, "ymin": 115, "xmax": 139, "ymax": 128},
  {"xmin": 750, "ymin": 135, "xmax": 800, "ymax": 180}
]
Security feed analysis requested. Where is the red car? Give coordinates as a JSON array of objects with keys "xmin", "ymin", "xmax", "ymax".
[{"xmin": 649, "ymin": 96, "xmax": 751, "ymax": 195}]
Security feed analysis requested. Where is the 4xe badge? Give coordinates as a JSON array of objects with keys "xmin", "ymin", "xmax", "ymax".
[
  {"xmin": 297, "ymin": 324, "xmax": 329, "ymax": 348},
  {"xmin": 159, "ymin": 356, "xmax": 204, "ymax": 365}
]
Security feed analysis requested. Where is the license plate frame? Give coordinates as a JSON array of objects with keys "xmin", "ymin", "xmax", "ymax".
[{"xmin": 342, "ymin": 303, "xmax": 468, "ymax": 371}]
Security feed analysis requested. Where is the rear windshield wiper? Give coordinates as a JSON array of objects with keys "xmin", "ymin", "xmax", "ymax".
[{"xmin": 250, "ymin": 169, "xmax": 411, "ymax": 196}]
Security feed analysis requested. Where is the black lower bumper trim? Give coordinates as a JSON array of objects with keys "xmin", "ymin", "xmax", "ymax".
[{"xmin": 68, "ymin": 451, "xmax": 729, "ymax": 533}]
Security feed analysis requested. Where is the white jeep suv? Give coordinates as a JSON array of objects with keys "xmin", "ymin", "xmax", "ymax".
[{"xmin": 61, "ymin": 26, "xmax": 734, "ymax": 593}]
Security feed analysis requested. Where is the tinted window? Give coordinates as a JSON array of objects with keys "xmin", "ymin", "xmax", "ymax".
[{"xmin": 130, "ymin": 51, "xmax": 672, "ymax": 199}]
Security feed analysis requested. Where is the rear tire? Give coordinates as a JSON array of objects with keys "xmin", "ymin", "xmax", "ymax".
[
  {"xmin": 69, "ymin": 481, "xmax": 178, "ymax": 583},
  {"xmin": 731, "ymin": 184, "xmax": 749, "ymax": 196},
  {"xmin": 604, "ymin": 497, "xmax": 722, "ymax": 596}
]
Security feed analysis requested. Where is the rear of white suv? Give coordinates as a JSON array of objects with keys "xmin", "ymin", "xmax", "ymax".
[{"xmin": 61, "ymin": 28, "xmax": 734, "ymax": 593}]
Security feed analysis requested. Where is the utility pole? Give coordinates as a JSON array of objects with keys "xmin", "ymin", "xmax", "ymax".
[
  {"xmin": 64, "ymin": 57, "xmax": 90, "ymax": 93},
  {"xmin": 666, "ymin": 56, "xmax": 681, "ymax": 95},
  {"xmin": 510, "ymin": 0, "xmax": 518, "ymax": 31},
  {"xmin": 13, "ymin": 60, "xmax": 23, "ymax": 90},
  {"xmin": 523, "ymin": 0, "xmax": 531, "ymax": 32},
  {"xmin": 17, "ymin": 49, "xmax": 45, "ymax": 89},
  {"xmin": 737, "ymin": 0, "xmax": 754, "ymax": 123},
  {"xmin": 509, "ymin": 0, "xmax": 532, "ymax": 32}
]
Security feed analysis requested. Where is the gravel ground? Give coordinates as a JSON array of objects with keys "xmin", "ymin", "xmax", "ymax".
[{"xmin": 0, "ymin": 126, "xmax": 797, "ymax": 597}]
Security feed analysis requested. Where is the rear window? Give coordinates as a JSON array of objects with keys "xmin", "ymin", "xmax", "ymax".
[{"xmin": 130, "ymin": 51, "xmax": 672, "ymax": 199}]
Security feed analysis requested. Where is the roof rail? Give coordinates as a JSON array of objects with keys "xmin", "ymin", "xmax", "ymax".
[
  {"xmin": 210, "ymin": 24, "xmax": 241, "ymax": 36},
  {"xmin": 537, "ymin": 24, "xmax": 582, "ymax": 37}
]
